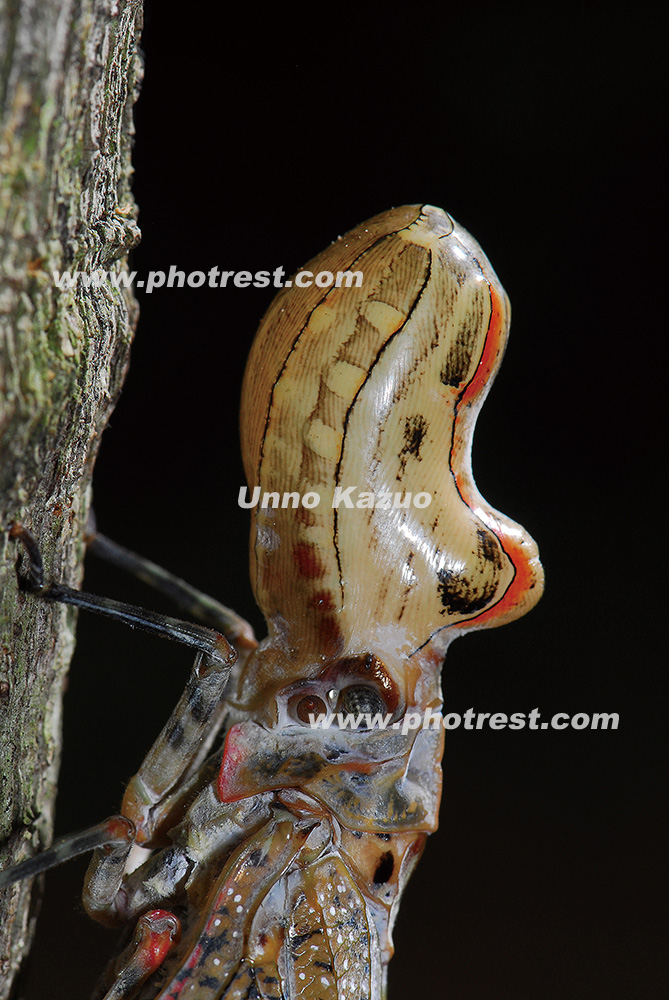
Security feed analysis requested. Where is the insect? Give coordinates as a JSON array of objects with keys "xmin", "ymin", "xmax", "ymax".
[{"xmin": 1, "ymin": 204, "xmax": 543, "ymax": 999}]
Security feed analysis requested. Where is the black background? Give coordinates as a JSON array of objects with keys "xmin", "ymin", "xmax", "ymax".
[{"xmin": 22, "ymin": 4, "xmax": 666, "ymax": 998}]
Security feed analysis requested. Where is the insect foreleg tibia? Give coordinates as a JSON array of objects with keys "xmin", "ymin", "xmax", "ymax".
[
  {"xmin": 0, "ymin": 816, "xmax": 134, "ymax": 889},
  {"xmin": 10, "ymin": 523, "xmax": 235, "ymax": 664},
  {"xmin": 120, "ymin": 650, "xmax": 235, "ymax": 845},
  {"xmin": 87, "ymin": 525, "xmax": 257, "ymax": 650}
]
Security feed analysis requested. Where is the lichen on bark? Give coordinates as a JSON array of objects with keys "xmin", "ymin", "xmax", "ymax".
[{"xmin": 0, "ymin": 2, "xmax": 143, "ymax": 995}]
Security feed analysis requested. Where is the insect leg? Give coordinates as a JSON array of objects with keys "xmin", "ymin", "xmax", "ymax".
[
  {"xmin": 81, "ymin": 647, "xmax": 235, "ymax": 924},
  {"xmin": 86, "ymin": 518, "xmax": 256, "ymax": 650},
  {"xmin": 2, "ymin": 526, "xmax": 237, "ymax": 912},
  {"xmin": 120, "ymin": 649, "xmax": 235, "ymax": 842},
  {"xmin": 0, "ymin": 645, "xmax": 233, "ymax": 913},
  {"xmin": 98, "ymin": 908, "xmax": 182, "ymax": 1000},
  {"xmin": 11, "ymin": 522, "xmax": 234, "ymax": 663},
  {"xmin": 0, "ymin": 816, "xmax": 134, "ymax": 890}
]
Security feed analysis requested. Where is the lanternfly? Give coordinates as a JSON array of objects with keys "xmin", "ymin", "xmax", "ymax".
[{"xmin": 1, "ymin": 205, "xmax": 543, "ymax": 999}]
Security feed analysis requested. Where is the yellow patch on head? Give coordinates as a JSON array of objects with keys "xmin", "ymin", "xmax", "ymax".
[
  {"xmin": 307, "ymin": 303, "xmax": 338, "ymax": 336},
  {"xmin": 325, "ymin": 360, "xmax": 367, "ymax": 399},
  {"xmin": 361, "ymin": 301, "xmax": 405, "ymax": 335},
  {"xmin": 303, "ymin": 419, "xmax": 343, "ymax": 461}
]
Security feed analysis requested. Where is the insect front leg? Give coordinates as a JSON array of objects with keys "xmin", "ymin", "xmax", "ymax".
[
  {"xmin": 57, "ymin": 609, "xmax": 243, "ymax": 993},
  {"xmin": 2, "ymin": 527, "xmax": 237, "ymax": 901},
  {"xmin": 81, "ymin": 645, "xmax": 237, "ymax": 927}
]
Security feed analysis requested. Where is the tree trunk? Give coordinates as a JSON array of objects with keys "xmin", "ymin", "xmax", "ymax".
[{"xmin": 0, "ymin": 2, "xmax": 143, "ymax": 995}]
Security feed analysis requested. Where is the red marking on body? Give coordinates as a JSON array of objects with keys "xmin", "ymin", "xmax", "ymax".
[
  {"xmin": 217, "ymin": 725, "xmax": 247, "ymax": 802},
  {"xmin": 317, "ymin": 612, "xmax": 343, "ymax": 655},
  {"xmin": 293, "ymin": 541, "xmax": 325, "ymax": 578},
  {"xmin": 453, "ymin": 286, "xmax": 536, "ymax": 627},
  {"xmin": 162, "ymin": 942, "xmax": 204, "ymax": 999},
  {"xmin": 309, "ymin": 589, "xmax": 335, "ymax": 610},
  {"xmin": 340, "ymin": 761, "xmax": 375, "ymax": 774},
  {"xmin": 136, "ymin": 910, "xmax": 181, "ymax": 973},
  {"xmin": 458, "ymin": 283, "xmax": 505, "ymax": 412},
  {"xmin": 206, "ymin": 903, "xmax": 229, "ymax": 934},
  {"xmin": 105, "ymin": 815, "xmax": 135, "ymax": 843}
]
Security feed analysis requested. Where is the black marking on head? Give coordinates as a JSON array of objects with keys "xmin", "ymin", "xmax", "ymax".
[
  {"xmin": 476, "ymin": 527, "xmax": 504, "ymax": 569},
  {"xmin": 440, "ymin": 311, "xmax": 482, "ymax": 387},
  {"xmin": 440, "ymin": 345, "xmax": 467, "ymax": 386},
  {"xmin": 397, "ymin": 415, "xmax": 428, "ymax": 479},
  {"xmin": 166, "ymin": 721, "xmax": 185, "ymax": 749},
  {"xmin": 402, "ymin": 415, "xmax": 428, "ymax": 459},
  {"xmin": 435, "ymin": 529, "xmax": 503, "ymax": 615},
  {"xmin": 314, "ymin": 961, "xmax": 334, "ymax": 972},
  {"xmin": 375, "ymin": 832, "xmax": 391, "ymax": 841},
  {"xmin": 436, "ymin": 565, "xmax": 497, "ymax": 615},
  {"xmin": 374, "ymin": 851, "xmax": 395, "ymax": 884}
]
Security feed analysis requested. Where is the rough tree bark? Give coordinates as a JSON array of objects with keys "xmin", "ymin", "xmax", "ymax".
[{"xmin": 0, "ymin": 2, "xmax": 143, "ymax": 995}]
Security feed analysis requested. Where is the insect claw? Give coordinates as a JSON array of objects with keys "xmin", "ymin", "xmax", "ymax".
[{"xmin": 9, "ymin": 522, "xmax": 45, "ymax": 592}]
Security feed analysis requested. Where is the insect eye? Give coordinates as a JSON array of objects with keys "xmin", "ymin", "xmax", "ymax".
[
  {"xmin": 338, "ymin": 685, "xmax": 386, "ymax": 720},
  {"xmin": 294, "ymin": 694, "xmax": 328, "ymax": 724}
]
